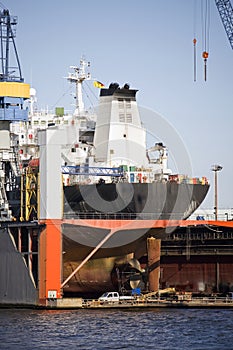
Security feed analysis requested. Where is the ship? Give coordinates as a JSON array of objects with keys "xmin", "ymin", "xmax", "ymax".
[
  {"xmin": 32, "ymin": 61, "xmax": 209, "ymax": 295},
  {"xmin": 0, "ymin": 5, "xmax": 210, "ymax": 299},
  {"xmin": 5, "ymin": 58, "xmax": 210, "ymax": 295},
  {"xmin": 11, "ymin": 59, "xmax": 210, "ymax": 226}
]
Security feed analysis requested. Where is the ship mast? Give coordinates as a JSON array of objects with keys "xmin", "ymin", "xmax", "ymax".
[{"xmin": 67, "ymin": 58, "xmax": 91, "ymax": 116}]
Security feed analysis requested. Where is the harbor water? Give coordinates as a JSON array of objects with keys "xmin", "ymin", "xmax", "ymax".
[{"xmin": 0, "ymin": 308, "xmax": 232, "ymax": 349}]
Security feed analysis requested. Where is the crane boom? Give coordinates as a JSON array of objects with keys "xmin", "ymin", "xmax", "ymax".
[{"xmin": 215, "ymin": 0, "xmax": 233, "ymax": 49}]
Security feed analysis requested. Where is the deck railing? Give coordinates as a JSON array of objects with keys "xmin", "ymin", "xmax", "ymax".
[{"xmin": 63, "ymin": 212, "xmax": 185, "ymax": 220}]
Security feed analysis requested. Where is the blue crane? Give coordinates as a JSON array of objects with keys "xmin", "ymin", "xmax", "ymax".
[{"xmin": 0, "ymin": 5, "xmax": 29, "ymax": 121}]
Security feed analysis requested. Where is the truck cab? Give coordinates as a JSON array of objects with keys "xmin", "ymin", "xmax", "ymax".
[{"xmin": 98, "ymin": 292, "xmax": 120, "ymax": 303}]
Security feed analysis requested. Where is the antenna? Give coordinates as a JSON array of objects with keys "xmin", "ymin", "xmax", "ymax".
[{"xmin": 67, "ymin": 58, "xmax": 91, "ymax": 115}]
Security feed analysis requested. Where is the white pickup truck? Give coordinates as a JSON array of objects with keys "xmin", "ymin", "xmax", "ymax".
[{"xmin": 98, "ymin": 292, "xmax": 135, "ymax": 304}]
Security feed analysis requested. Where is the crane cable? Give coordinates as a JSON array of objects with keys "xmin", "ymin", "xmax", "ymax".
[
  {"xmin": 202, "ymin": 0, "xmax": 210, "ymax": 81},
  {"xmin": 193, "ymin": 0, "xmax": 197, "ymax": 82}
]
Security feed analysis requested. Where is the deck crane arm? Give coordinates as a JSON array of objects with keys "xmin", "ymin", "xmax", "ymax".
[{"xmin": 215, "ymin": 0, "xmax": 233, "ymax": 49}]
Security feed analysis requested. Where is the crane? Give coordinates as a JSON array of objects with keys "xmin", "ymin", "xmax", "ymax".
[
  {"xmin": 0, "ymin": 6, "xmax": 30, "ymax": 121},
  {"xmin": 215, "ymin": 0, "xmax": 233, "ymax": 49},
  {"xmin": 0, "ymin": 6, "xmax": 30, "ymax": 220},
  {"xmin": 193, "ymin": 0, "xmax": 233, "ymax": 81}
]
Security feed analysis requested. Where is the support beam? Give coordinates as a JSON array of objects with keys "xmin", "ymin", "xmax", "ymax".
[
  {"xmin": 147, "ymin": 237, "xmax": 161, "ymax": 292},
  {"xmin": 38, "ymin": 219, "xmax": 62, "ymax": 304}
]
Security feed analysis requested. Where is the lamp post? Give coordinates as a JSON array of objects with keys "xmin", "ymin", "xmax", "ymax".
[{"xmin": 211, "ymin": 164, "xmax": 223, "ymax": 221}]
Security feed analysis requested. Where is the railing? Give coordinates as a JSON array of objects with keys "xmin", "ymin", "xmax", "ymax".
[
  {"xmin": 63, "ymin": 212, "xmax": 186, "ymax": 220},
  {"xmin": 63, "ymin": 211, "xmax": 233, "ymax": 222},
  {"xmin": 164, "ymin": 230, "xmax": 233, "ymax": 241},
  {"xmin": 81, "ymin": 296, "xmax": 233, "ymax": 308},
  {"xmin": 183, "ymin": 296, "xmax": 233, "ymax": 305},
  {"xmin": 189, "ymin": 213, "xmax": 233, "ymax": 221}
]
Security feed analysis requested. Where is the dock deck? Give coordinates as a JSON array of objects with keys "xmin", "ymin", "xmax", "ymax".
[{"xmin": 42, "ymin": 296, "xmax": 233, "ymax": 309}]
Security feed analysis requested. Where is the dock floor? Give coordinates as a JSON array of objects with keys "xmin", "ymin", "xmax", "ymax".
[{"xmin": 42, "ymin": 297, "xmax": 233, "ymax": 309}]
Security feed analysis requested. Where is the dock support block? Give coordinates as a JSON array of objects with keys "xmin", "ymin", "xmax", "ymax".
[{"xmin": 147, "ymin": 237, "xmax": 161, "ymax": 292}]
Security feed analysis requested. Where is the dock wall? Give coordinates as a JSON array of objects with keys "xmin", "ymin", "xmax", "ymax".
[{"xmin": 0, "ymin": 227, "xmax": 37, "ymax": 305}]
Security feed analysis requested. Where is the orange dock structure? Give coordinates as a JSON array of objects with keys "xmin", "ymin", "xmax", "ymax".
[
  {"xmin": 62, "ymin": 219, "xmax": 233, "ymax": 230},
  {"xmin": 37, "ymin": 219, "xmax": 233, "ymax": 304},
  {"xmin": 38, "ymin": 219, "xmax": 62, "ymax": 304}
]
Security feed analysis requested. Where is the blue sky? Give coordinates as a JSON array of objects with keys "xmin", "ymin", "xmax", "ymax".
[{"xmin": 4, "ymin": 0, "xmax": 233, "ymax": 210}]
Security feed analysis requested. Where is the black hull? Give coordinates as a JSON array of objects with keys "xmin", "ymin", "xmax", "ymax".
[{"xmin": 64, "ymin": 182, "xmax": 209, "ymax": 220}]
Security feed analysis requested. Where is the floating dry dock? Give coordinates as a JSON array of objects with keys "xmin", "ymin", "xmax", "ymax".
[{"xmin": 1, "ymin": 219, "xmax": 233, "ymax": 309}]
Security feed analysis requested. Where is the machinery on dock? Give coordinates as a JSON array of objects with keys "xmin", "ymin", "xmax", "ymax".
[
  {"xmin": 0, "ymin": 5, "xmax": 30, "ymax": 220},
  {"xmin": 0, "ymin": 5, "xmax": 38, "ymax": 307}
]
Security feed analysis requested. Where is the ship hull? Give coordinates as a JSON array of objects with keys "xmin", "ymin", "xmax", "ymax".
[
  {"xmin": 62, "ymin": 254, "xmax": 137, "ymax": 294},
  {"xmin": 62, "ymin": 223, "xmax": 150, "ymax": 293},
  {"xmin": 61, "ymin": 182, "xmax": 209, "ymax": 294},
  {"xmin": 64, "ymin": 182, "xmax": 210, "ymax": 220}
]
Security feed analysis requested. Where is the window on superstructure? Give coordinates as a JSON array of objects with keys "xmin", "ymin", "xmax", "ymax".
[
  {"xmin": 126, "ymin": 113, "xmax": 132, "ymax": 123},
  {"xmin": 118, "ymin": 98, "xmax": 124, "ymax": 109},
  {"xmin": 118, "ymin": 98, "xmax": 132, "ymax": 123},
  {"xmin": 119, "ymin": 113, "xmax": 125, "ymax": 122},
  {"xmin": 125, "ymin": 98, "xmax": 131, "ymax": 109}
]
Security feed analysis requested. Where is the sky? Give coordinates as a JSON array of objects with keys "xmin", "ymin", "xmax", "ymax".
[{"xmin": 3, "ymin": 0, "xmax": 233, "ymax": 210}]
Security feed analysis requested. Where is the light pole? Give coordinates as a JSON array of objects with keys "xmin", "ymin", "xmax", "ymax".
[{"xmin": 211, "ymin": 165, "xmax": 223, "ymax": 221}]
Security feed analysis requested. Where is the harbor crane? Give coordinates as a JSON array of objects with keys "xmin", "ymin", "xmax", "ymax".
[
  {"xmin": 215, "ymin": 0, "xmax": 233, "ymax": 49},
  {"xmin": 0, "ymin": 5, "xmax": 30, "ymax": 220},
  {"xmin": 194, "ymin": 0, "xmax": 233, "ymax": 81}
]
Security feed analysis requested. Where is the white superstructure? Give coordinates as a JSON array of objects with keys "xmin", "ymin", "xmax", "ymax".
[{"xmin": 92, "ymin": 82, "xmax": 172, "ymax": 183}]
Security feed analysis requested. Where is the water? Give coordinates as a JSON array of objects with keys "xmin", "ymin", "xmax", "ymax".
[{"xmin": 0, "ymin": 308, "xmax": 232, "ymax": 349}]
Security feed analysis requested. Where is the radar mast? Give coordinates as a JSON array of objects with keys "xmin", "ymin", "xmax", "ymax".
[{"xmin": 67, "ymin": 58, "xmax": 91, "ymax": 116}]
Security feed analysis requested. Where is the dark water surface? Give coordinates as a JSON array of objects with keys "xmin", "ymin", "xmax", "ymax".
[{"xmin": 0, "ymin": 308, "xmax": 232, "ymax": 349}]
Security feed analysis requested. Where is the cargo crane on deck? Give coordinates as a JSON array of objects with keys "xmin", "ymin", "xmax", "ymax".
[{"xmin": 0, "ymin": 5, "xmax": 30, "ymax": 220}]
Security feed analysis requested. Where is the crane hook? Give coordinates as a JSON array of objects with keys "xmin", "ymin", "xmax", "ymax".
[
  {"xmin": 202, "ymin": 51, "xmax": 209, "ymax": 81},
  {"xmin": 193, "ymin": 38, "xmax": 197, "ymax": 82}
]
